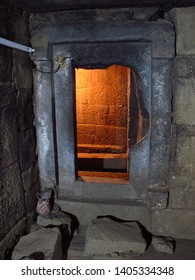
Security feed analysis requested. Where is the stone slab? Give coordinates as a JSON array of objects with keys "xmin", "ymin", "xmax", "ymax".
[
  {"xmin": 152, "ymin": 59, "xmax": 173, "ymax": 116},
  {"xmin": 85, "ymin": 218, "xmax": 147, "ymax": 255},
  {"xmin": 57, "ymin": 199, "xmax": 151, "ymax": 231},
  {"xmin": 12, "ymin": 227, "xmax": 62, "ymax": 260}
]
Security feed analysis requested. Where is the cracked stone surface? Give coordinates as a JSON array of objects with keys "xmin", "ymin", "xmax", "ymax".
[{"xmin": 84, "ymin": 218, "xmax": 147, "ymax": 255}]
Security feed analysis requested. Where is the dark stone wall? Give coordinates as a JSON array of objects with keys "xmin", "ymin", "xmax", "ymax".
[{"xmin": 0, "ymin": 0, "xmax": 39, "ymax": 259}]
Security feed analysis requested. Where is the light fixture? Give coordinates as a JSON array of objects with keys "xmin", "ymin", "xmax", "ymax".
[{"xmin": 0, "ymin": 37, "xmax": 35, "ymax": 53}]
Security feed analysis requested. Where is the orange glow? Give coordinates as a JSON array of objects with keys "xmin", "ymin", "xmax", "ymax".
[{"xmin": 76, "ymin": 65, "xmax": 130, "ymax": 150}]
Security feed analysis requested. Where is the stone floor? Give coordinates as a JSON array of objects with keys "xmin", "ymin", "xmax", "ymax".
[{"xmin": 67, "ymin": 226, "xmax": 195, "ymax": 260}]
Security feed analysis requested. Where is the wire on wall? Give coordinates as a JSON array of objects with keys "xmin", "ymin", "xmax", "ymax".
[{"xmin": 35, "ymin": 56, "xmax": 72, "ymax": 74}]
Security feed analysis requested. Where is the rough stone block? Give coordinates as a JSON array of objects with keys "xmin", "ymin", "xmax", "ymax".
[
  {"xmin": 152, "ymin": 59, "xmax": 173, "ymax": 115},
  {"xmin": 151, "ymin": 21, "xmax": 175, "ymax": 58},
  {"xmin": 175, "ymin": 131, "xmax": 195, "ymax": 179},
  {"xmin": 152, "ymin": 209, "xmax": 195, "ymax": 240},
  {"xmin": 152, "ymin": 236, "xmax": 174, "ymax": 254},
  {"xmin": 19, "ymin": 128, "xmax": 37, "ymax": 172},
  {"xmin": 174, "ymin": 57, "xmax": 195, "ymax": 78},
  {"xmin": 168, "ymin": 7, "xmax": 195, "ymax": 55},
  {"xmin": 0, "ymin": 163, "xmax": 26, "ymax": 241},
  {"xmin": 173, "ymin": 77, "xmax": 195, "ymax": 125},
  {"xmin": 12, "ymin": 227, "xmax": 62, "ymax": 260},
  {"xmin": 0, "ymin": 106, "xmax": 18, "ymax": 170},
  {"xmin": 33, "ymin": 67, "xmax": 56, "ymax": 188}
]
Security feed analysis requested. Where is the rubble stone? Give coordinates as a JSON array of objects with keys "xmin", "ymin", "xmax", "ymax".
[
  {"xmin": 152, "ymin": 236, "xmax": 174, "ymax": 254},
  {"xmin": 84, "ymin": 218, "xmax": 147, "ymax": 255},
  {"xmin": 12, "ymin": 227, "xmax": 62, "ymax": 260}
]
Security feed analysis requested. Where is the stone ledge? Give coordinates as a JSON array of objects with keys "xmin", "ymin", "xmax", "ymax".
[{"xmin": 57, "ymin": 199, "xmax": 151, "ymax": 231}]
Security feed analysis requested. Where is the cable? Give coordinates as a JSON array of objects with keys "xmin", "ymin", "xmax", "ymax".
[{"xmin": 35, "ymin": 56, "xmax": 72, "ymax": 74}]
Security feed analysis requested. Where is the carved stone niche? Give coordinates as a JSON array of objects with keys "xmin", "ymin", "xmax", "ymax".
[{"xmin": 31, "ymin": 13, "xmax": 174, "ymax": 206}]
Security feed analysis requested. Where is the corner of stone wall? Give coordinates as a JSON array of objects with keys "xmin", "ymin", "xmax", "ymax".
[{"xmin": 151, "ymin": 7, "xmax": 195, "ymax": 240}]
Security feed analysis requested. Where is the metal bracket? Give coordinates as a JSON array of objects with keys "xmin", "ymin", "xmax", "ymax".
[{"xmin": 0, "ymin": 37, "xmax": 35, "ymax": 53}]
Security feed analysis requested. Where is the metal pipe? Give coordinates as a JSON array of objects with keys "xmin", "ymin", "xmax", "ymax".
[{"xmin": 0, "ymin": 37, "xmax": 35, "ymax": 53}]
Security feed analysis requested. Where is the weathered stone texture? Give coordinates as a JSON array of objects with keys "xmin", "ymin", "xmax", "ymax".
[
  {"xmin": 12, "ymin": 227, "xmax": 62, "ymax": 260},
  {"xmin": 152, "ymin": 236, "xmax": 174, "ymax": 254},
  {"xmin": 85, "ymin": 218, "xmax": 147, "ymax": 255},
  {"xmin": 152, "ymin": 209, "xmax": 195, "ymax": 240},
  {"xmin": 168, "ymin": 7, "xmax": 195, "ymax": 55},
  {"xmin": 0, "ymin": 163, "xmax": 26, "ymax": 241},
  {"xmin": 173, "ymin": 78, "xmax": 195, "ymax": 126},
  {"xmin": 0, "ymin": 106, "xmax": 19, "ymax": 170},
  {"xmin": 0, "ymin": 217, "xmax": 26, "ymax": 260}
]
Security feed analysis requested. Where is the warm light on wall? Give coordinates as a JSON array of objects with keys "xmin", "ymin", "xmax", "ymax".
[{"xmin": 75, "ymin": 65, "xmax": 130, "ymax": 150}]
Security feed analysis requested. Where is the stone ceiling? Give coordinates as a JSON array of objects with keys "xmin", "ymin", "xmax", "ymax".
[{"xmin": 11, "ymin": 0, "xmax": 195, "ymax": 13}]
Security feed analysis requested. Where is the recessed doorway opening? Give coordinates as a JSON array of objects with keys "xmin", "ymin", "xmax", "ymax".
[{"xmin": 75, "ymin": 64, "xmax": 141, "ymax": 183}]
